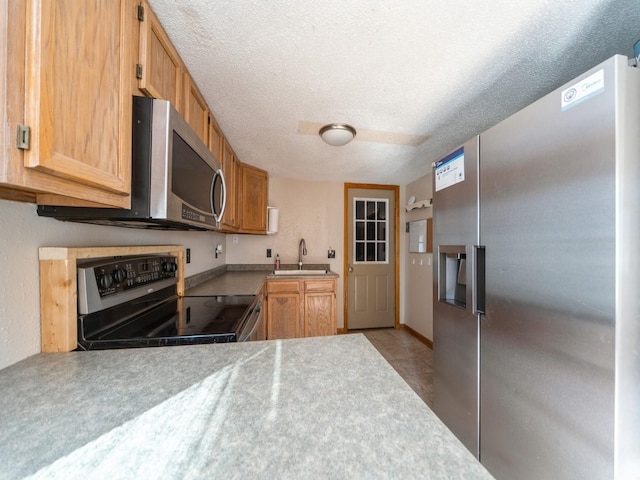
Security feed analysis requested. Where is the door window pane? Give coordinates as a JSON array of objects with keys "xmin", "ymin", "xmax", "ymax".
[
  {"xmin": 367, "ymin": 201, "xmax": 376, "ymax": 219},
  {"xmin": 353, "ymin": 197, "xmax": 389, "ymax": 264},
  {"xmin": 367, "ymin": 222, "xmax": 376, "ymax": 241},
  {"xmin": 367, "ymin": 243, "xmax": 376, "ymax": 262}
]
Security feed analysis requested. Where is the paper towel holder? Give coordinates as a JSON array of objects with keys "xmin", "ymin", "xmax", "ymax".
[{"xmin": 267, "ymin": 206, "xmax": 279, "ymax": 234}]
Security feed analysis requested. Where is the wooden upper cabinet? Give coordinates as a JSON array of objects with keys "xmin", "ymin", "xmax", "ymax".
[
  {"xmin": 208, "ymin": 116, "xmax": 223, "ymax": 161},
  {"xmin": 137, "ymin": 0, "xmax": 182, "ymax": 112},
  {"xmin": 0, "ymin": 0, "xmax": 134, "ymax": 207},
  {"xmin": 221, "ymin": 139, "xmax": 238, "ymax": 231},
  {"xmin": 183, "ymin": 72, "xmax": 208, "ymax": 145},
  {"xmin": 239, "ymin": 163, "xmax": 268, "ymax": 233}
]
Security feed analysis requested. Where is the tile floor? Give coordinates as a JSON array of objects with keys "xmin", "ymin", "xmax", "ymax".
[{"xmin": 358, "ymin": 328, "xmax": 434, "ymax": 408}]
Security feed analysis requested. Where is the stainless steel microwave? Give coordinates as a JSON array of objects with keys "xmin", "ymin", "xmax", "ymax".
[{"xmin": 38, "ymin": 96, "xmax": 226, "ymax": 230}]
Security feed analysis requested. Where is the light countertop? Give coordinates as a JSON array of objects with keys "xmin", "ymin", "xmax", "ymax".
[{"xmin": 0, "ymin": 334, "xmax": 492, "ymax": 479}]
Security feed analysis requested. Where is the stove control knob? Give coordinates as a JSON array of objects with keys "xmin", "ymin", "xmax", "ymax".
[
  {"xmin": 112, "ymin": 268, "xmax": 126, "ymax": 284},
  {"xmin": 162, "ymin": 261, "xmax": 177, "ymax": 273},
  {"xmin": 97, "ymin": 273, "xmax": 113, "ymax": 290}
]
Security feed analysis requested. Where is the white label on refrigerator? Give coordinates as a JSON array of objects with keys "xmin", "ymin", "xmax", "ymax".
[
  {"xmin": 561, "ymin": 69, "xmax": 604, "ymax": 111},
  {"xmin": 434, "ymin": 150, "xmax": 464, "ymax": 191}
]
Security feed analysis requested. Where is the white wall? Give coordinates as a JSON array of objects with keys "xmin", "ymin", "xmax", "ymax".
[
  {"xmin": 226, "ymin": 176, "xmax": 345, "ymax": 328},
  {"xmin": 401, "ymin": 172, "xmax": 434, "ymax": 340},
  {"xmin": 0, "ymin": 200, "xmax": 225, "ymax": 370}
]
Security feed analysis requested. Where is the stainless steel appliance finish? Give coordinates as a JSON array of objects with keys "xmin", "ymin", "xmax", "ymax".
[
  {"xmin": 432, "ymin": 139, "xmax": 480, "ymax": 458},
  {"xmin": 433, "ymin": 55, "xmax": 640, "ymax": 479},
  {"xmin": 181, "ymin": 293, "xmax": 263, "ymax": 343},
  {"xmin": 37, "ymin": 97, "xmax": 226, "ymax": 231},
  {"xmin": 77, "ymin": 255, "xmax": 178, "ymax": 315},
  {"xmin": 76, "ymin": 255, "xmax": 260, "ymax": 350}
]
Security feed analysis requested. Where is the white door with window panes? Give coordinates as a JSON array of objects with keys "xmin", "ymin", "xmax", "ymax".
[{"xmin": 346, "ymin": 186, "xmax": 396, "ymax": 329}]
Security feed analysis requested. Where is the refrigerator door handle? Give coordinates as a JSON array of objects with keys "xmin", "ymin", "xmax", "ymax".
[{"xmin": 473, "ymin": 245, "xmax": 486, "ymax": 315}]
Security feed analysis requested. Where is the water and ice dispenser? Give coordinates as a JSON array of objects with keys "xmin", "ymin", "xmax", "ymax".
[
  {"xmin": 437, "ymin": 245, "xmax": 484, "ymax": 313},
  {"xmin": 438, "ymin": 246, "xmax": 467, "ymax": 308}
]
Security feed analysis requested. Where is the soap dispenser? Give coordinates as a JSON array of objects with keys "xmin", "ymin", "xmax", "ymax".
[{"xmin": 275, "ymin": 254, "xmax": 281, "ymax": 270}]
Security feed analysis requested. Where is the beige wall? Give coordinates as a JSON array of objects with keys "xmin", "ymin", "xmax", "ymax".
[
  {"xmin": 0, "ymin": 174, "xmax": 431, "ymax": 370},
  {"xmin": 0, "ymin": 200, "xmax": 225, "ymax": 370},
  {"xmin": 401, "ymin": 172, "xmax": 434, "ymax": 340},
  {"xmin": 226, "ymin": 176, "xmax": 345, "ymax": 328}
]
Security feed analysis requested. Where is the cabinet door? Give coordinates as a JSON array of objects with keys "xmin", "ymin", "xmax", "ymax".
[
  {"xmin": 267, "ymin": 292, "xmax": 302, "ymax": 339},
  {"xmin": 239, "ymin": 163, "xmax": 268, "ymax": 233},
  {"xmin": 208, "ymin": 116, "xmax": 223, "ymax": 161},
  {"xmin": 183, "ymin": 72, "xmax": 208, "ymax": 145},
  {"xmin": 137, "ymin": 0, "xmax": 182, "ymax": 111},
  {"xmin": 22, "ymin": 0, "xmax": 131, "ymax": 199},
  {"xmin": 221, "ymin": 140, "xmax": 238, "ymax": 230},
  {"xmin": 266, "ymin": 280, "xmax": 302, "ymax": 339},
  {"xmin": 304, "ymin": 280, "xmax": 337, "ymax": 337}
]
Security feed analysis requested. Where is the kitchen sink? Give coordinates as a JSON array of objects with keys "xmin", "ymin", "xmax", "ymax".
[{"xmin": 272, "ymin": 269, "xmax": 328, "ymax": 275}]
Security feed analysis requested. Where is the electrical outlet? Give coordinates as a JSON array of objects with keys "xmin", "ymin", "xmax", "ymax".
[
  {"xmin": 186, "ymin": 248, "xmax": 191, "ymax": 263},
  {"xmin": 328, "ymin": 249, "xmax": 335, "ymax": 259},
  {"xmin": 266, "ymin": 248, "xmax": 272, "ymax": 258}
]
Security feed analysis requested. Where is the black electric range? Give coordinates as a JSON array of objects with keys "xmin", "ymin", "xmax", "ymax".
[{"xmin": 76, "ymin": 255, "xmax": 261, "ymax": 350}]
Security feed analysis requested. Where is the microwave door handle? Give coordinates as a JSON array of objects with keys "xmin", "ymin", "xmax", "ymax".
[{"xmin": 211, "ymin": 169, "xmax": 226, "ymax": 224}]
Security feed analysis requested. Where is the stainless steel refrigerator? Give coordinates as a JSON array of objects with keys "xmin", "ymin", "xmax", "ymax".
[{"xmin": 432, "ymin": 55, "xmax": 640, "ymax": 480}]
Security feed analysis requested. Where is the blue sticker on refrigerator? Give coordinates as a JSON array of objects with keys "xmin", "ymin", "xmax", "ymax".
[{"xmin": 434, "ymin": 146, "xmax": 465, "ymax": 192}]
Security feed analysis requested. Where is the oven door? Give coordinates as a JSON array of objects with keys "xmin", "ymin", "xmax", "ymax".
[
  {"xmin": 237, "ymin": 293, "xmax": 264, "ymax": 342},
  {"xmin": 180, "ymin": 295, "xmax": 255, "ymax": 340},
  {"xmin": 78, "ymin": 288, "xmax": 257, "ymax": 350}
]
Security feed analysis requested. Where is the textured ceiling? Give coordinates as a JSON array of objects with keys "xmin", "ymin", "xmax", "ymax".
[{"xmin": 148, "ymin": 0, "xmax": 640, "ymax": 185}]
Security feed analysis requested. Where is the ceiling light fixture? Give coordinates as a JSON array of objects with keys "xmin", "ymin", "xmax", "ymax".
[{"xmin": 319, "ymin": 123, "xmax": 357, "ymax": 146}]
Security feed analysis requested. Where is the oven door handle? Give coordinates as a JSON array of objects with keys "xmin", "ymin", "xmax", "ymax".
[
  {"xmin": 238, "ymin": 295, "xmax": 263, "ymax": 342},
  {"xmin": 238, "ymin": 306, "xmax": 261, "ymax": 342}
]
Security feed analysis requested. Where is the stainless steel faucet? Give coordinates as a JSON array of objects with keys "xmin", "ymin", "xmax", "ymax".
[{"xmin": 298, "ymin": 238, "xmax": 307, "ymax": 270}]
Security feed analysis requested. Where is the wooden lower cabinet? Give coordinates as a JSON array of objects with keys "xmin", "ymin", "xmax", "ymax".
[
  {"xmin": 266, "ymin": 280, "xmax": 302, "ymax": 339},
  {"xmin": 303, "ymin": 280, "xmax": 337, "ymax": 337},
  {"xmin": 266, "ymin": 278, "xmax": 336, "ymax": 340}
]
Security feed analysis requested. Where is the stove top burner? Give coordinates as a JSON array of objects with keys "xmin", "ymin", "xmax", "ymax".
[{"xmin": 75, "ymin": 255, "xmax": 261, "ymax": 350}]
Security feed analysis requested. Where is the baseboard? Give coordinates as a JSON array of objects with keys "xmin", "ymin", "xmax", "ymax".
[{"xmin": 400, "ymin": 324, "xmax": 433, "ymax": 349}]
